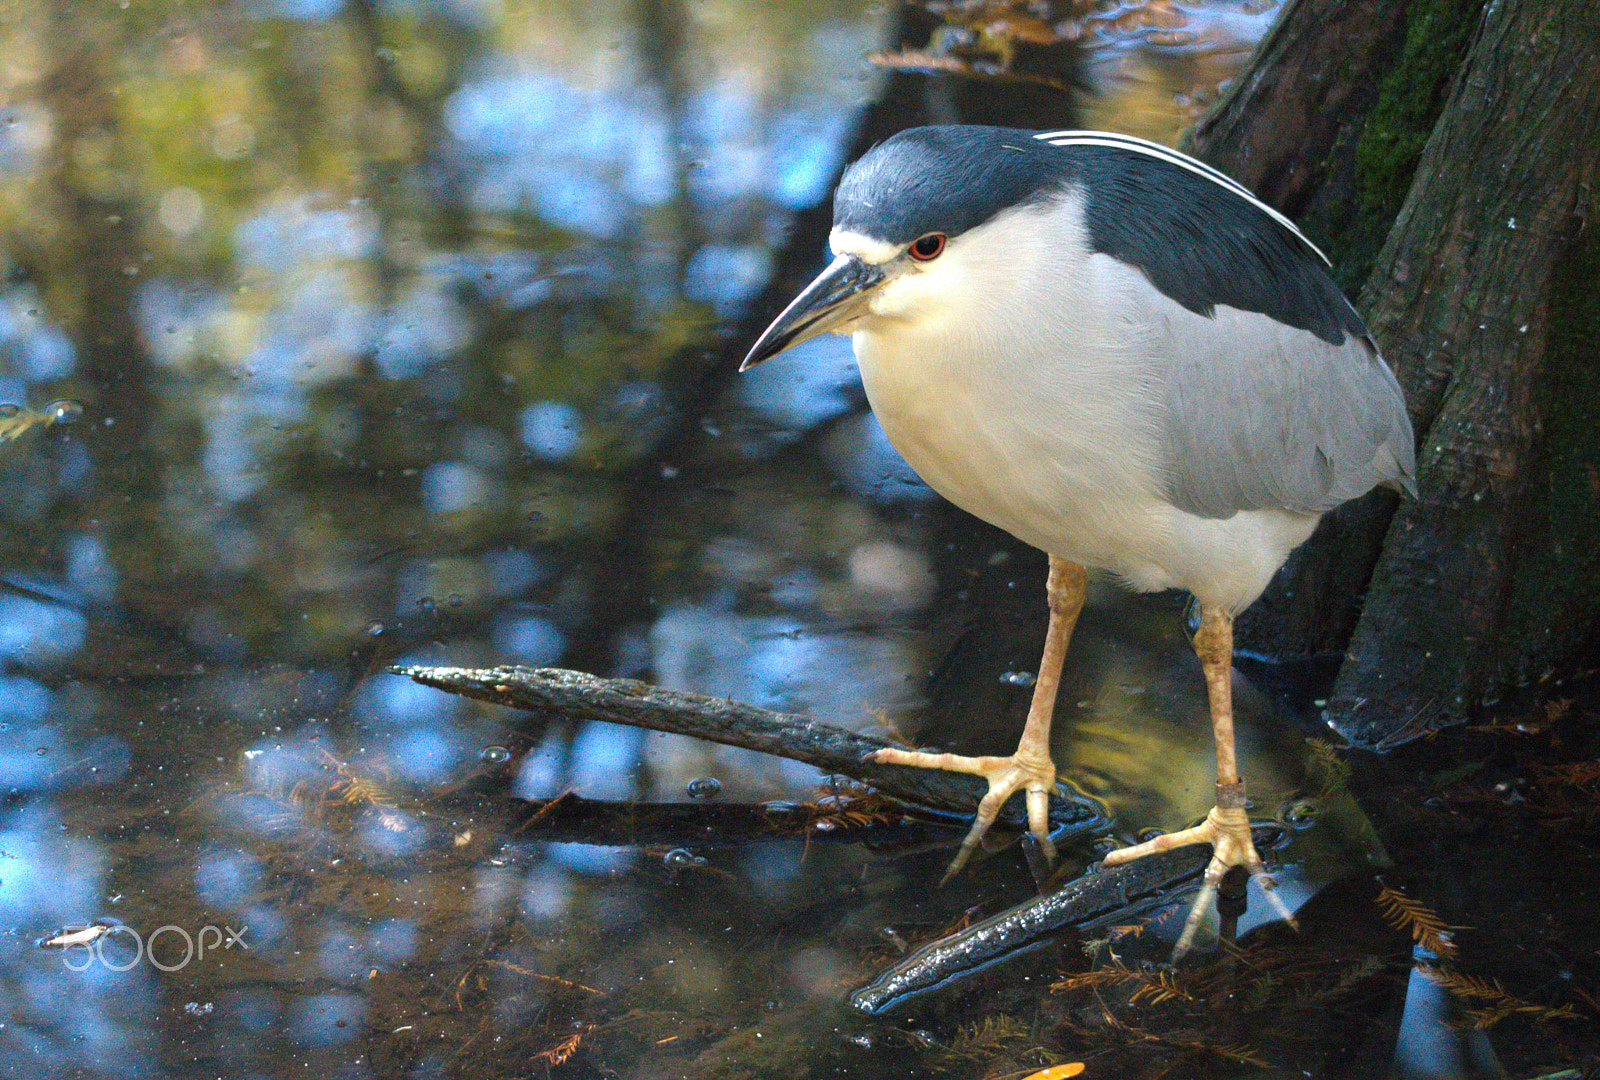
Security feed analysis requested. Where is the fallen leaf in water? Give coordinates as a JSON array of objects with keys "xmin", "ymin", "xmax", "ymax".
[{"xmin": 1020, "ymin": 1064, "xmax": 1086, "ymax": 1080}]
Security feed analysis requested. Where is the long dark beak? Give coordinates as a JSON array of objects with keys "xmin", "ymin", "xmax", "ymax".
[{"xmin": 740, "ymin": 254, "xmax": 885, "ymax": 371}]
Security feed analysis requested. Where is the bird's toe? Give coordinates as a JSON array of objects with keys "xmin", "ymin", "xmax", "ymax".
[{"xmin": 1100, "ymin": 802, "xmax": 1295, "ymax": 957}]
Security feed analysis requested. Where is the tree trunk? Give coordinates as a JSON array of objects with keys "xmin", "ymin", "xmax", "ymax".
[
  {"xmin": 1326, "ymin": 0, "xmax": 1600, "ymax": 745},
  {"xmin": 1185, "ymin": 0, "xmax": 1480, "ymax": 662},
  {"xmin": 1187, "ymin": 0, "xmax": 1480, "ymax": 291},
  {"xmin": 751, "ymin": 0, "xmax": 1600, "ymax": 749}
]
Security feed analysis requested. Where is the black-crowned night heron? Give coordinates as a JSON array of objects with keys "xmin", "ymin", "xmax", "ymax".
[{"xmin": 741, "ymin": 125, "xmax": 1417, "ymax": 956}]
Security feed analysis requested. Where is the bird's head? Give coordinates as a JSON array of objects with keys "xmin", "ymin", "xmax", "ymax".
[
  {"xmin": 741, "ymin": 125, "xmax": 1361, "ymax": 374},
  {"xmin": 740, "ymin": 126, "xmax": 1069, "ymax": 371}
]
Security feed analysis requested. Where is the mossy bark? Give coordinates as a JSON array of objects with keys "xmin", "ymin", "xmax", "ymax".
[
  {"xmin": 1184, "ymin": 0, "xmax": 1481, "ymax": 664},
  {"xmin": 1183, "ymin": 0, "xmax": 1413, "ymax": 216},
  {"xmin": 1327, "ymin": 0, "xmax": 1600, "ymax": 744},
  {"xmin": 1181, "ymin": 0, "xmax": 1600, "ymax": 747}
]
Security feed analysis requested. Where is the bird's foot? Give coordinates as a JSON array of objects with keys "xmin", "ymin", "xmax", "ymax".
[
  {"xmin": 1099, "ymin": 781, "xmax": 1296, "ymax": 958},
  {"xmin": 867, "ymin": 744, "xmax": 1058, "ymax": 883}
]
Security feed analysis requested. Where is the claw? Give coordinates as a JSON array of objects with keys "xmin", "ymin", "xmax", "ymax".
[
  {"xmin": 1102, "ymin": 801, "xmax": 1296, "ymax": 957},
  {"xmin": 868, "ymin": 744, "xmax": 1059, "ymax": 879},
  {"xmin": 864, "ymin": 558, "xmax": 1084, "ymax": 879}
]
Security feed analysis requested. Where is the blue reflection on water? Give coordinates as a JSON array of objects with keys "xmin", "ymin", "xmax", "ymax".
[
  {"xmin": 63, "ymin": 535, "xmax": 118, "ymax": 605},
  {"xmin": 235, "ymin": 200, "xmax": 379, "ymax": 272},
  {"xmin": 201, "ymin": 390, "xmax": 310, "ymax": 502},
  {"xmin": 545, "ymin": 841, "xmax": 633, "ymax": 876},
  {"xmin": 490, "ymin": 613, "xmax": 566, "ymax": 664},
  {"xmin": 0, "ymin": 672, "xmax": 50, "ymax": 723},
  {"xmin": 243, "ymin": 0, "xmax": 343, "ymax": 19},
  {"xmin": 372, "ymin": 279, "xmax": 473, "ymax": 379},
  {"xmin": 443, "ymin": 57, "xmax": 859, "ymax": 238},
  {"xmin": 520, "ymin": 862, "xmax": 573, "ymax": 920},
  {"xmin": 683, "ymin": 244, "xmax": 775, "ymax": 316},
  {"xmin": 0, "ymin": 594, "xmax": 87, "ymax": 664},
  {"xmin": 369, "ymin": 917, "xmax": 418, "ymax": 964},
  {"xmin": 194, "ymin": 850, "xmax": 265, "ymax": 910},
  {"xmin": 446, "ymin": 250, "xmax": 553, "ymax": 310},
  {"xmin": 239, "ymin": 729, "xmax": 336, "ymax": 793},
  {"xmin": 0, "ymin": 285, "xmax": 75, "ymax": 381},
  {"xmin": 286, "ymin": 991, "xmax": 366, "ymax": 1047},
  {"xmin": 481, "ymin": 548, "xmax": 547, "ymax": 596},
  {"xmin": 360, "ymin": 809, "xmax": 430, "ymax": 856},
  {"xmin": 421, "ymin": 461, "xmax": 490, "ymax": 513},
  {"xmin": 12, "ymin": 957, "xmax": 160, "ymax": 1078},
  {"xmin": 734, "ymin": 329, "xmax": 859, "ymax": 433},
  {"xmin": 651, "ymin": 603, "xmax": 915, "ymax": 725},
  {"xmin": 352, "ymin": 670, "xmax": 475, "ymax": 784},
  {"xmin": 221, "ymin": 987, "xmax": 281, "ymax": 1034},
  {"xmin": 519, "ymin": 400, "xmax": 585, "ymax": 460},
  {"xmin": 570, "ymin": 722, "xmax": 644, "ymax": 801},
  {"xmin": 383, "ymin": 728, "xmax": 463, "ymax": 786},
  {"xmin": 316, "ymin": 922, "xmax": 369, "ymax": 983},
  {"xmin": 0, "ymin": 811, "xmax": 109, "ymax": 930},
  {"xmin": 357, "ymin": 669, "xmax": 467, "ymax": 727},
  {"xmin": 822, "ymin": 411, "xmax": 936, "ymax": 503},
  {"xmin": 238, "ymin": 902, "xmax": 293, "ymax": 963},
  {"xmin": 511, "ymin": 738, "xmax": 564, "ymax": 798},
  {"xmin": 446, "ymin": 76, "xmax": 651, "ymax": 236},
  {"xmin": 770, "ymin": 108, "xmax": 857, "ymax": 209}
]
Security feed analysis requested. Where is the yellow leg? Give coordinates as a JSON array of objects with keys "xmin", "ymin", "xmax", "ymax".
[
  {"xmin": 1100, "ymin": 605, "xmax": 1297, "ymax": 956},
  {"xmin": 871, "ymin": 556, "xmax": 1086, "ymax": 880}
]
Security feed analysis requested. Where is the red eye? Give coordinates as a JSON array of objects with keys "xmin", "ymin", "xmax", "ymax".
[{"xmin": 908, "ymin": 233, "xmax": 946, "ymax": 261}]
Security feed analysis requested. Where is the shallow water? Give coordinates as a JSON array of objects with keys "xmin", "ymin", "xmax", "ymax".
[{"xmin": 0, "ymin": 2, "xmax": 1594, "ymax": 1078}]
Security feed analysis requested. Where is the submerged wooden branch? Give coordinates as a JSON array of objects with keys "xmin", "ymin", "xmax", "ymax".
[
  {"xmin": 848, "ymin": 842, "xmax": 1219, "ymax": 1014},
  {"xmin": 392, "ymin": 664, "xmax": 1104, "ymax": 832}
]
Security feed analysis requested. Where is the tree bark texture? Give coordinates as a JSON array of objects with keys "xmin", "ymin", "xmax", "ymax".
[
  {"xmin": 1187, "ymin": 0, "xmax": 1480, "ymax": 291},
  {"xmin": 1185, "ymin": 0, "xmax": 1481, "ymax": 662},
  {"xmin": 1328, "ymin": 0, "xmax": 1600, "ymax": 745},
  {"xmin": 1184, "ymin": 0, "xmax": 1411, "ymax": 222}
]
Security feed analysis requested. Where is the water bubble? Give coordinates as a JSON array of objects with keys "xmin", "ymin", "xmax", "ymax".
[
  {"xmin": 479, "ymin": 745, "xmax": 511, "ymax": 765},
  {"xmin": 1001, "ymin": 670, "xmax": 1036, "ymax": 687},
  {"xmin": 34, "ymin": 747, "xmax": 48, "ymax": 756},
  {"xmin": 1136, "ymin": 827, "xmax": 1165, "ymax": 843},
  {"xmin": 1282, "ymin": 800, "xmax": 1318, "ymax": 826},
  {"xmin": 686, "ymin": 777, "xmax": 721, "ymax": 799},
  {"xmin": 365, "ymin": 621, "xmax": 385, "ymax": 636},
  {"xmin": 663, "ymin": 848, "xmax": 697, "ymax": 869},
  {"xmin": 416, "ymin": 596, "xmax": 436, "ymax": 613},
  {"xmin": 1089, "ymin": 836, "xmax": 1119, "ymax": 857}
]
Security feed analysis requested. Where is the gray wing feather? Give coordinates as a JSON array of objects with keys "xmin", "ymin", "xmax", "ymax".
[{"xmin": 1156, "ymin": 301, "xmax": 1417, "ymax": 519}]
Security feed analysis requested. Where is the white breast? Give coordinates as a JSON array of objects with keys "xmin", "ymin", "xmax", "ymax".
[{"xmin": 846, "ymin": 200, "xmax": 1321, "ymax": 611}]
